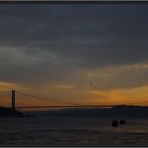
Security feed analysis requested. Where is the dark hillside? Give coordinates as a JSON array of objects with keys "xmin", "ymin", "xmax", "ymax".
[
  {"xmin": 30, "ymin": 105, "xmax": 148, "ymax": 118},
  {"xmin": 0, "ymin": 107, "xmax": 24, "ymax": 117}
]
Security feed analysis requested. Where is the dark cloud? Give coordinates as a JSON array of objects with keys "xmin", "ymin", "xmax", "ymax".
[{"xmin": 0, "ymin": 4, "xmax": 148, "ymax": 90}]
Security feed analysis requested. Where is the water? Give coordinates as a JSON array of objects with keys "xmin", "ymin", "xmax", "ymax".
[{"xmin": 0, "ymin": 117, "xmax": 148, "ymax": 146}]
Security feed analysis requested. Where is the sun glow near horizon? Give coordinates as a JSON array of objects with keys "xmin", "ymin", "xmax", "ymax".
[{"xmin": 0, "ymin": 79, "xmax": 148, "ymax": 107}]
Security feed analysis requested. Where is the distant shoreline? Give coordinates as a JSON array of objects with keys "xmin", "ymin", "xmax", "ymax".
[{"xmin": 27, "ymin": 105, "xmax": 148, "ymax": 118}]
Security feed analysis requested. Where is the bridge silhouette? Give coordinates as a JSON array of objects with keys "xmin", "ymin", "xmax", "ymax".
[{"xmin": 0, "ymin": 90, "xmax": 148, "ymax": 110}]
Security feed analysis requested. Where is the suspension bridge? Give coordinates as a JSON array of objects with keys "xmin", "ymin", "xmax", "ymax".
[{"xmin": 0, "ymin": 90, "xmax": 148, "ymax": 110}]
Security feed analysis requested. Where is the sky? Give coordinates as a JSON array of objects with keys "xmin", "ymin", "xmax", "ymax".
[{"xmin": 0, "ymin": 3, "xmax": 148, "ymax": 107}]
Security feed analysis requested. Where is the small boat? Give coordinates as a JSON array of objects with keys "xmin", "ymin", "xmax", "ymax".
[
  {"xmin": 120, "ymin": 120, "xmax": 126, "ymax": 125},
  {"xmin": 112, "ymin": 120, "xmax": 118, "ymax": 127}
]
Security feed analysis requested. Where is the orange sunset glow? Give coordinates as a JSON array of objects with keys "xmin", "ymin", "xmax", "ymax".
[{"xmin": 0, "ymin": 4, "xmax": 148, "ymax": 109}]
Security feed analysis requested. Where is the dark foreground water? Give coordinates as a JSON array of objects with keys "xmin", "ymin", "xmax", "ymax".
[{"xmin": 0, "ymin": 117, "xmax": 148, "ymax": 146}]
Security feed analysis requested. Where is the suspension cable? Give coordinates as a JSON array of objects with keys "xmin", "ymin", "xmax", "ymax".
[
  {"xmin": 16, "ymin": 91, "xmax": 77, "ymax": 106},
  {"xmin": 0, "ymin": 91, "xmax": 10, "ymax": 99}
]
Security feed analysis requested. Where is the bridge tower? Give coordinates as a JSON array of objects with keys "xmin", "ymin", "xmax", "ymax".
[{"xmin": 12, "ymin": 90, "xmax": 16, "ymax": 110}]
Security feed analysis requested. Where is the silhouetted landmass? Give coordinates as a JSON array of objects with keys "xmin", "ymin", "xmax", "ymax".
[
  {"xmin": 1, "ymin": 105, "xmax": 148, "ymax": 118},
  {"xmin": 30, "ymin": 105, "xmax": 148, "ymax": 118},
  {"xmin": 0, "ymin": 107, "xmax": 25, "ymax": 117}
]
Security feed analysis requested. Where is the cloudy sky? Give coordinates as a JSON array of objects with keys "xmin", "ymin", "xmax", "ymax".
[{"xmin": 0, "ymin": 3, "xmax": 148, "ymax": 106}]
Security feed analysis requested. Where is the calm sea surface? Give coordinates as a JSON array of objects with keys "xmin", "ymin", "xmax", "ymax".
[{"xmin": 0, "ymin": 117, "xmax": 148, "ymax": 146}]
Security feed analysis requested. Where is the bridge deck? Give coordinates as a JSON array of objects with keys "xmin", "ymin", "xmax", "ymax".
[{"xmin": 16, "ymin": 105, "xmax": 114, "ymax": 109}]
